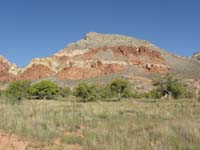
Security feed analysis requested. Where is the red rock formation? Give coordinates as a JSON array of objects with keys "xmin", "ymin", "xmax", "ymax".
[
  {"xmin": 0, "ymin": 72, "xmax": 16, "ymax": 82},
  {"xmin": 57, "ymin": 61, "xmax": 126, "ymax": 80},
  {"xmin": 143, "ymin": 64, "xmax": 170, "ymax": 73},
  {"xmin": 0, "ymin": 45, "xmax": 169, "ymax": 82},
  {"xmin": 0, "ymin": 58, "xmax": 16, "ymax": 82},
  {"xmin": 19, "ymin": 64, "xmax": 54, "ymax": 80},
  {"xmin": 78, "ymin": 46, "xmax": 164, "ymax": 64},
  {"xmin": 0, "ymin": 33, "xmax": 173, "ymax": 82}
]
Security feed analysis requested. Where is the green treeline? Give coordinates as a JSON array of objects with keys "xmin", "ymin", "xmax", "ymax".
[{"xmin": 0, "ymin": 74, "xmax": 198, "ymax": 103}]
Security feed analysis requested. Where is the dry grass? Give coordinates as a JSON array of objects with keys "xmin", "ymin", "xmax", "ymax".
[{"xmin": 0, "ymin": 98, "xmax": 200, "ymax": 149}]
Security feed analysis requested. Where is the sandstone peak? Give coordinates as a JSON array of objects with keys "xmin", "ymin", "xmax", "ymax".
[
  {"xmin": 0, "ymin": 55, "xmax": 20, "ymax": 74},
  {"xmin": 1, "ymin": 33, "xmax": 200, "ymax": 83},
  {"xmin": 66, "ymin": 32, "xmax": 153, "ymax": 50},
  {"xmin": 55, "ymin": 32, "xmax": 156, "ymax": 58}
]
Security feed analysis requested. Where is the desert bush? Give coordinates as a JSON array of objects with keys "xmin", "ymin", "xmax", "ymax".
[
  {"xmin": 6, "ymin": 80, "xmax": 31, "ymax": 101},
  {"xmin": 98, "ymin": 85, "xmax": 115, "ymax": 101},
  {"xmin": 58, "ymin": 86, "xmax": 71, "ymax": 98},
  {"xmin": 145, "ymin": 89, "xmax": 162, "ymax": 99},
  {"xmin": 130, "ymin": 91, "xmax": 144, "ymax": 99},
  {"xmin": 110, "ymin": 78, "xmax": 129, "ymax": 101},
  {"xmin": 155, "ymin": 74, "xmax": 185, "ymax": 99},
  {"xmin": 28, "ymin": 80, "xmax": 59, "ymax": 99},
  {"xmin": 74, "ymin": 83, "xmax": 99, "ymax": 102}
]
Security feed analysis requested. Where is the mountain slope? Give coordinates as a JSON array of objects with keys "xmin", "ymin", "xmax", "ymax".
[
  {"xmin": 0, "ymin": 32, "xmax": 199, "ymax": 83},
  {"xmin": 190, "ymin": 52, "xmax": 200, "ymax": 61}
]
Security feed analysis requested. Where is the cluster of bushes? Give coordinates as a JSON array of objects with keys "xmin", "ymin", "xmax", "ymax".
[
  {"xmin": 2, "ymin": 78, "xmax": 130, "ymax": 102},
  {"xmin": 145, "ymin": 74, "xmax": 186, "ymax": 99},
  {"xmin": 74, "ymin": 79, "xmax": 130, "ymax": 102},
  {"xmin": 4, "ymin": 80, "xmax": 71, "ymax": 102},
  {"xmin": 0, "ymin": 74, "xmax": 196, "ymax": 103}
]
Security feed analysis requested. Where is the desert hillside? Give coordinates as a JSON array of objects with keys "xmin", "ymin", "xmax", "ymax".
[{"xmin": 0, "ymin": 32, "xmax": 200, "ymax": 83}]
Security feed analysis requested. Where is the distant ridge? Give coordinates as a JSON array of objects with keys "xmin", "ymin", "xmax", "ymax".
[{"xmin": 0, "ymin": 32, "xmax": 200, "ymax": 83}]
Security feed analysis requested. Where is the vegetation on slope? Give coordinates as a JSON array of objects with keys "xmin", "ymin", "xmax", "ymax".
[{"xmin": 2, "ymin": 73, "xmax": 194, "ymax": 103}]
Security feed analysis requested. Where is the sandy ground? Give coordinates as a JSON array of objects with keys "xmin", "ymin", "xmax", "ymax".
[
  {"xmin": 0, "ymin": 131, "xmax": 83, "ymax": 150},
  {"xmin": 0, "ymin": 132, "xmax": 28, "ymax": 150}
]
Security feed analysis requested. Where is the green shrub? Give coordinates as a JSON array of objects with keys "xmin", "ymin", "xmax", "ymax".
[
  {"xmin": 58, "ymin": 86, "xmax": 71, "ymax": 98},
  {"xmin": 6, "ymin": 80, "xmax": 31, "ymax": 101},
  {"xmin": 145, "ymin": 89, "xmax": 162, "ymax": 99},
  {"xmin": 110, "ymin": 78, "xmax": 129, "ymax": 101},
  {"xmin": 28, "ymin": 80, "xmax": 59, "ymax": 99},
  {"xmin": 155, "ymin": 74, "xmax": 185, "ymax": 99},
  {"xmin": 98, "ymin": 85, "xmax": 115, "ymax": 100},
  {"xmin": 74, "ymin": 83, "xmax": 99, "ymax": 102}
]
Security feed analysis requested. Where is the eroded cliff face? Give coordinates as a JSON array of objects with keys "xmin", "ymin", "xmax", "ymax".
[
  {"xmin": 53, "ymin": 32, "xmax": 170, "ymax": 80},
  {"xmin": 57, "ymin": 60, "xmax": 127, "ymax": 80},
  {"xmin": 0, "ymin": 32, "xmax": 171, "ymax": 82},
  {"xmin": 0, "ymin": 56, "xmax": 20, "ymax": 82}
]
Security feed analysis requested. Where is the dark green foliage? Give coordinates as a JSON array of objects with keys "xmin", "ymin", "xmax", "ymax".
[
  {"xmin": 110, "ymin": 78, "xmax": 129, "ymax": 101},
  {"xmin": 28, "ymin": 80, "xmax": 59, "ymax": 99},
  {"xmin": 155, "ymin": 74, "xmax": 185, "ymax": 99},
  {"xmin": 6, "ymin": 80, "xmax": 31, "ymax": 101},
  {"xmin": 73, "ymin": 80, "xmax": 131, "ymax": 102},
  {"xmin": 58, "ymin": 86, "xmax": 71, "ymax": 98},
  {"xmin": 74, "ymin": 83, "xmax": 99, "ymax": 102},
  {"xmin": 98, "ymin": 85, "xmax": 115, "ymax": 100}
]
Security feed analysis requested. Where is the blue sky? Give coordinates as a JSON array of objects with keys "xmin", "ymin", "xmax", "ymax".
[{"xmin": 0, "ymin": 0, "xmax": 199, "ymax": 67}]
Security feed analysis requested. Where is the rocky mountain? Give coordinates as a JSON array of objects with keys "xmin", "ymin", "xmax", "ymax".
[
  {"xmin": 0, "ymin": 56, "xmax": 20, "ymax": 82},
  {"xmin": 0, "ymin": 32, "xmax": 200, "ymax": 84}
]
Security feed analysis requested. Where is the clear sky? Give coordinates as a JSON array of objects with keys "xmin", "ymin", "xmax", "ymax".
[{"xmin": 0, "ymin": 0, "xmax": 199, "ymax": 67}]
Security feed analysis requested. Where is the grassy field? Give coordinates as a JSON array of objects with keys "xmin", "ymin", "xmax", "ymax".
[{"xmin": 0, "ymin": 98, "xmax": 200, "ymax": 150}]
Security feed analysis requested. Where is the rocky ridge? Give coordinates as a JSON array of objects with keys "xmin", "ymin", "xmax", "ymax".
[{"xmin": 0, "ymin": 32, "xmax": 199, "ymax": 82}]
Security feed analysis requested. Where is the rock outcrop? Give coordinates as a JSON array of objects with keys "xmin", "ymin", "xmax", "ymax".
[
  {"xmin": 0, "ymin": 56, "xmax": 20, "ymax": 82},
  {"xmin": 191, "ymin": 52, "xmax": 200, "ymax": 61},
  {"xmin": 1, "ymin": 32, "xmax": 200, "ymax": 82}
]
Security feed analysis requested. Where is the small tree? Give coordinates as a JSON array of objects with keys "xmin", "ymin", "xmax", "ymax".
[
  {"xmin": 110, "ymin": 78, "xmax": 129, "ymax": 101},
  {"xmin": 156, "ymin": 74, "xmax": 185, "ymax": 99},
  {"xmin": 74, "ymin": 83, "xmax": 98, "ymax": 102},
  {"xmin": 28, "ymin": 80, "xmax": 59, "ymax": 99},
  {"xmin": 6, "ymin": 80, "xmax": 31, "ymax": 101}
]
